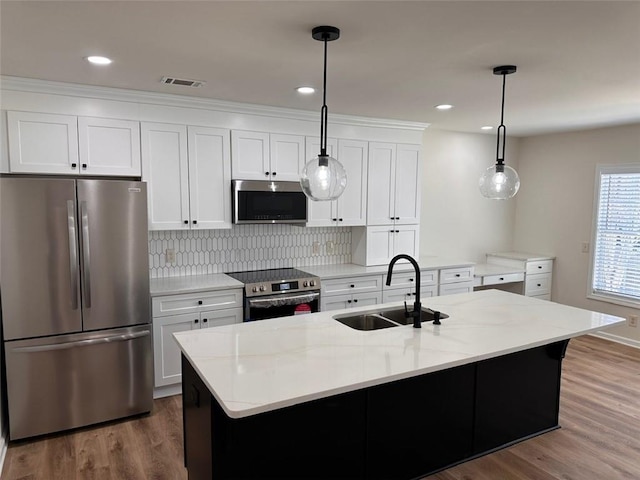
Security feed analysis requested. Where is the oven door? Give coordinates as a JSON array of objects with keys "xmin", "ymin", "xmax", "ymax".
[{"xmin": 245, "ymin": 291, "xmax": 320, "ymax": 321}]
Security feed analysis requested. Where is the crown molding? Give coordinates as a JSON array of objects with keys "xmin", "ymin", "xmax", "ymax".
[{"xmin": 0, "ymin": 76, "xmax": 430, "ymax": 132}]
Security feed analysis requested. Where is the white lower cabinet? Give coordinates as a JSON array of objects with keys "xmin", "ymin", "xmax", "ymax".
[
  {"xmin": 382, "ymin": 269, "xmax": 438, "ymax": 303},
  {"xmin": 320, "ymin": 275, "xmax": 383, "ymax": 312},
  {"xmin": 486, "ymin": 253, "xmax": 554, "ymax": 301},
  {"xmin": 438, "ymin": 266, "xmax": 475, "ymax": 296},
  {"xmin": 152, "ymin": 289, "xmax": 242, "ymax": 390}
]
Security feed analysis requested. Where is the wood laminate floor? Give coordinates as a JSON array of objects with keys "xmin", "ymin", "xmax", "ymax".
[{"xmin": 2, "ymin": 335, "xmax": 639, "ymax": 480}]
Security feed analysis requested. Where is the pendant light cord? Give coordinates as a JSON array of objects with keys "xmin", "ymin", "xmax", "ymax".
[
  {"xmin": 496, "ymin": 72, "xmax": 507, "ymax": 165},
  {"xmin": 320, "ymin": 37, "xmax": 328, "ymax": 156}
]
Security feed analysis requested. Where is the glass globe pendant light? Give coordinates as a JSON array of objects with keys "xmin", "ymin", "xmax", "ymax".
[
  {"xmin": 300, "ymin": 26, "xmax": 347, "ymax": 201},
  {"xmin": 479, "ymin": 65, "xmax": 520, "ymax": 200}
]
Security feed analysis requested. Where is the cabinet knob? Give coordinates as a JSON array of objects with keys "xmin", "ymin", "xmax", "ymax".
[
  {"xmin": 194, "ymin": 319, "xmax": 199, "ymax": 324},
  {"xmin": 265, "ymin": 172, "xmax": 270, "ymax": 176},
  {"xmin": 82, "ymin": 163, "xmax": 87, "ymax": 169},
  {"xmin": 198, "ymin": 300, "xmax": 203, "ymax": 305},
  {"xmin": 537, "ymin": 283, "xmax": 542, "ymax": 287},
  {"xmin": 395, "ymin": 217, "xmax": 400, "ymax": 220},
  {"xmin": 339, "ymin": 218, "xmax": 343, "ymax": 222},
  {"xmin": 455, "ymin": 274, "xmax": 461, "ymax": 277},
  {"xmin": 390, "ymin": 217, "xmax": 394, "ymax": 220},
  {"xmin": 203, "ymin": 318, "xmax": 208, "ymax": 323},
  {"xmin": 272, "ymin": 172, "xmax": 276, "ymax": 176},
  {"xmin": 409, "ymin": 278, "xmax": 414, "ymax": 282},
  {"xmin": 192, "ymin": 220, "xmax": 197, "ymax": 225},
  {"xmin": 538, "ymin": 266, "xmax": 543, "ymax": 269},
  {"xmin": 395, "ymin": 230, "xmax": 400, "ymax": 233},
  {"xmin": 499, "ymin": 277, "xmax": 504, "ymax": 281},
  {"xmin": 332, "ymin": 218, "xmax": 338, "ymax": 222},
  {"xmin": 184, "ymin": 220, "xmax": 189, "ymax": 224},
  {"xmin": 353, "ymin": 299, "xmax": 358, "ymax": 303},
  {"xmin": 347, "ymin": 299, "xmax": 352, "ymax": 304},
  {"xmin": 350, "ymin": 284, "xmax": 355, "ymax": 288},
  {"xmin": 71, "ymin": 163, "xmax": 77, "ymax": 169}
]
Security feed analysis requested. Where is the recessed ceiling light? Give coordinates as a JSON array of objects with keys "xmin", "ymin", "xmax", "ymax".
[
  {"xmin": 481, "ymin": 126, "xmax": 494, "ymax": 130},
  {"xmin": 86, "ymin": 56, "xmax": 112, "ymax": 65},
  {"xmin": 296, "ymin": 86, "xmax": 315, "ymax": 94},
  {"xmin": 435, "ymin": 104, "xmax": 453, "ymax": 111}
]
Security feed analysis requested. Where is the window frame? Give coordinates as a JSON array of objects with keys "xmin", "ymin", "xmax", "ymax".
[{"xmin": 587, "ymin": 163, "xmax": 640, "ymax": 308}]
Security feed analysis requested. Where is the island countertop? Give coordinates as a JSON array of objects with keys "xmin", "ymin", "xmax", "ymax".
[{"xmin": 173, "ymin": 289, "xmax": 624, "ymax": 419}]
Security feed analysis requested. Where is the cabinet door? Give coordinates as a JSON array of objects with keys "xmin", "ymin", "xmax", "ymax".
[
  {"xmin": 200, "ymin": 308, "xmax": 243, "ymax": 328},
  {"xmin": 351, "ymin": 291, "xmax": 382, "ymax": 308},
  {"xmin": 153, "ymin": 313, "xmax": 200, "ymax": 387},
  {"xmin": 366, "ymin": 227, "xmax": 395, "ymax": 266},
  {"xmin": 393, "ymin": 226, "xmax": 420, "ymax": 259},
  {"xmin": 270, "ymin": 133, "xmax": 305, "ymax": 181},
  {"xmin": 141, "ymin": 122, "xmax": 190, "ymax": 230},
  {"xmin": 231, "ymin": 130, "xmax": 270, "ymax": 180},
  {"xmin": 367, "ymin": 142, "xmax": 396, "ymax": 226},
  {"xmin": 187, "ymin": 126, "xmax": 232, "ymax": 229},
  {"xmin": 321, "ymin": 293, "xmax": 352, "ymax": 312},
  {"xmin": 337, "ymin": 139, "xmax": 368, "ymax": 226},
  {"xmin": 78, "ymin": 117, "xmax": 141, "ymax": 176},
  {"xmin": 394, "ymin": 144, "xmax": 421, "ymax": 224},
  {"xmin": 7, "ymin": 111, "xmax": 79, "ymax": 174},
  {"xmin": 306, "ymin": 136, "xmax": 339, "ymax": 227},
  {"xmin": 382, "ymin": 288, "xmax": 414, "ymax": 304}
]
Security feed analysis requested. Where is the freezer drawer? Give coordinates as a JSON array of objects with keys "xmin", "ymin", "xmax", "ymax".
[{"xmin": 5, "ymin": 324, "xmax": 152, "ymax": 440}]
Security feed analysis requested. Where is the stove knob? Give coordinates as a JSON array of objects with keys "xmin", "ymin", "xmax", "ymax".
[
  {"xmin": 252, "ymin": 286, "xmax": 258, "ymax": 293},
  {"xmin": 303, "ymin": 281, "xmax": 308, "ymax": 287},
  {"xmin": 310, "ymin": 280, "xmax": 316, "ymax": 287},
  {"xmin": 259, "ymin": 285, "xmax": 266, "ymax": 292}
]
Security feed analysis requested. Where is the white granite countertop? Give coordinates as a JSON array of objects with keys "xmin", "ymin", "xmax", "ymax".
[
  {"xmin": 300, "ymin": 256, "xmax": 474, "ymax": 279},
  {"xmin": 150, "ymin": 273, "xmax": 243, "ymax": 296},
  {"xmin": 173, "ymin": 289, "xmax": 624, "ymax": 419},
  {"xmin": 487, "ymin": 251, "xmax": 556, "ymax": 262}
]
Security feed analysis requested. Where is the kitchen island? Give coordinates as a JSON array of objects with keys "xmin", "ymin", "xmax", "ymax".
[{"xmin": 174, "ymin": 289, "xmax": 624, "ymax": 479}]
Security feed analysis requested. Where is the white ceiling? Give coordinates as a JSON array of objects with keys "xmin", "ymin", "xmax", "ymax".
[{"xmin": 1, "ymin": 0, "xmax": 639, "ymax": 136}]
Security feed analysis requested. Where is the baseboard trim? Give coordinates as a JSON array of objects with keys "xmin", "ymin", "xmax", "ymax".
[
  {"xmin": 589, "ymin": 331, "xmax": 640, "ymax": 349},
  {"xmin": 153, "ymin": 384, "xmax": 182, "ymax": 399}
]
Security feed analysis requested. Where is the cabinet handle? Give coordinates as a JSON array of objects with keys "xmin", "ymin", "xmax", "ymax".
[
  {"xmin": 339, "ymin": 218, "xmax": 343, "ymax": 222},
  {"xmin": 455, "ymin": 274, "xmax": 461, "ymax": 277},
  {"xmin": 82, "ymin": 163, "xmax": 87, "ymax": 169},
  {"xmin": 412, "ymin": 292, "xmax": 416, "ymax": 296},
  {"xmin": 350, "ymin": 284, "xmax": 355, "ymax": 288},
  {"xmin": 184, "ymin": 220, "xmax": 188, "ymax": 224},
  {"xmin": 499, "ymin": 277, "xmax": 504, "ymax": 281},
  {"xmin": 333, "ymin": 218, "xmax": 338, "ymax": 222},
  {"xmin": 390, "ymin": 217, "xmax": 394, "ymax": 220},
  {"xmin": 353, "ymin": 299, "xmax": 358, "ymax": 303},
  {"xmin": 389, "ymin": 230, "xmax": 394, "ymax": 233},
  {"xmin": 409, "ymin": 278, "xmax": 414, "ymax": 282},
  {"xmin": 194, "ymin": 319, "xmax": 199, "ymax": 324},
  {"xmin": 203, "ymin": 318, "xmax": 208, "ymax": 323},
  {"xmin": 396, "ymin": 217, "xmax": 400, "ymax": 220},
  {"xmin": 272, "ymin": 172, "xmax": 276, "ymax": 176},
  {"xmin": 538, "ymin": 266, "xmax": 543, "ymax": 269},
  {"xmin": 198, "ymin": 300, "xmax": 203, "ymax": 305},
  {"xmin": 347, "ymin": 299, "xmax": 352, "ymax": 304},
  {"xmin": 265, "ymin": 172, "xmax": 270, "ymax": 176},
  {"xmin": 406, "ymin": 293, "xmax": 411, "ymax": 297},
  {"xmin": 395, "ymin": 230, "xmax": 400, "ymax": 233},
  {"xmin": 537, "ymin": 283, "xmax": 542, "ymax": 287},
  {"xmin": 71, "ymin": 163, "xmax": 77, "ymax": 168},
  {"xmin": 192, "ymin": 220, "xmax": 197, "ymax": 225}
]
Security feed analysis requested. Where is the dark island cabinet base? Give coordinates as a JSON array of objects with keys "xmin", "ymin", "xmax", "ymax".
[{"xmin": 182, "ymin": 340, "xmax": 569, "ymax": 480}]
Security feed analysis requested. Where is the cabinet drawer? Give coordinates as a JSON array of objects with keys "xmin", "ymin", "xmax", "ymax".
[
  {"xmin": 152, "ymin": 289, "xmax": 243, "ymax": 317},
  {"xmin": 439, "ymin": 267, "xmax": 474, "ymax": 284},
  {"xmin": 525, "ymin": 274, "xmax": 552, "ymax": 296},
  {"xmin": 321, "ymin": 275, "xmax": 383, "ymax": 296},
  {"xmin": 439, "ymin": 281, "xmax": 474, "ymax": 296},
  {"xmin": 321, "ymin": 291, "xmax": 382, "ymax": 311},
  {"xmin": 482, "ymin": 272, "xmax": 525, "ymax": 286},
  {"xmin": 382, "ymin": 285, "xmax": 438, "ymax": 303},
  {"xmin": 201, "ymin": 308, "xmax": 243, "ymax": 328},
  {"xmin": 526, "ymin": 260, "xmax": 553, "ymax": 275}
]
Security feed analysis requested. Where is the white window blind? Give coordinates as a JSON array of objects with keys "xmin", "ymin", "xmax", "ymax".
[{"xmin": 591, "ymin": 165, "xmax": 640, "ymax": 305}]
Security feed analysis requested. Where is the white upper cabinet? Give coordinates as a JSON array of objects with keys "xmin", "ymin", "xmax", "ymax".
[
  {"xmin": 78, "ymin": 117, "xmax": 141, "ymax": 176},
  {"xmin": 231, "ymin": 130, "xmax": 304, "ymax": 181},
  {"xmin": 306, "ymin": 138, "xmax": 368, "ymax": 227},
  {"xmin": 351, "ymin": 224, "xmax": 420, "ymax": 266},
  {"xmin": 7, "ymin": 111, "xmax": 141, "ymax": 176},
  {"xmin": 367, "ymin": 142, "xmax": 421, "ymax": 226},
  {"xmin": 142, "ymin": 122, "xmax": 231, "ymax": 230},
  {"xmin": 8, "ymin": 111, "xmax": 79, "ymax": 174}
]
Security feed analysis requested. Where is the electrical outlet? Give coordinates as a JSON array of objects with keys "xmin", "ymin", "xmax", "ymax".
[
  {"xmin": 628, "ymin": 315, "xmax": 638, "ymax": 328},
  {"xmin": 326, "ymin": 240, "xmax": 335, "ymax": 254},
  {"xmin": 581, "ymin": 242, "xmax": 590, "ymax": 253},
  {"xmin": 165, "ymin": 248, "xmax": 176, "ymax": 263},
  {"xmin": 312, "ymin": 241, "xmax": 320, "ymax": 255}
]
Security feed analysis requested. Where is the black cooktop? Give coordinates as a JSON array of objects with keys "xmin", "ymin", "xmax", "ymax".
[{"xmin": 225, "ymin": 267, "xmax": 316, "ymax": 284}]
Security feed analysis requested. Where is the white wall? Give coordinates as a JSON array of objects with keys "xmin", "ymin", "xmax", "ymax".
[
  {"xmin": 514, "ymin": 124, "xmax": 640, "ymax": 345},
  {"xmin": 420, "ymin": 128, "xmax": 519, "ymax": 263}
]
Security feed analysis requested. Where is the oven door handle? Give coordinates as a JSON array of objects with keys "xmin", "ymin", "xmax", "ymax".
[{"xmin": 247, "ymin": 291, "xmax": 320, "ymax": 309}]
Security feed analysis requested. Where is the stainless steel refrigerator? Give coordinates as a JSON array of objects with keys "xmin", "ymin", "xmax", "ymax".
[{"xmin": 0, "ymin": 177, "xmax": 152, "ymax": 440}]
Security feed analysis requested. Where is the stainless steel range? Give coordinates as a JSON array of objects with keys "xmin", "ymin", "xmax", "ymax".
[{"xmin": 226, "ymin": 268, "xmax": 321, "ymax": 321}]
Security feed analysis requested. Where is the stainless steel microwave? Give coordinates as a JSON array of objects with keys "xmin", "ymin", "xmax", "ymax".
[{"xmin": 232, "ymin": 180, "xmax": 308, "ymax": 225}]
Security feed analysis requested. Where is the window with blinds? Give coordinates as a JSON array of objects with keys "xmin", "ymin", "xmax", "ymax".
[{"xmin": 590, "ymin": 164, "xmax": 640, "ymax": 306}]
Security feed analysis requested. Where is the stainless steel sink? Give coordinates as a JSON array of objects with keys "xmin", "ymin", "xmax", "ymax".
[
  {"xmin": 333, "ymin": 307, "xmax": 448, "ymax": 330},
  {"xmin": 334, "ymin": 314, "xmax": 398, "ymax": 331}
]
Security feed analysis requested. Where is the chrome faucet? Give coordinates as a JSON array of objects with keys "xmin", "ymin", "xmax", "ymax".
[{"xmin": 386, "ymin": 254, "xmax": 423, "ymax": 329}]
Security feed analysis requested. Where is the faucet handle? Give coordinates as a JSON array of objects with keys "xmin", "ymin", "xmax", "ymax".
[{"xmin": 432, "ymin": 310, "xmax": 441, "ymax": 325}]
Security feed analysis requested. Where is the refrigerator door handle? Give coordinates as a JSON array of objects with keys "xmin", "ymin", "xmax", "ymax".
[
  {"xmin": 11, "ymin": 330, "xmax": 151, "ymax": 353},
  {"xmin": 80, "ymin": 201, "xmax": 92, "ymax": 308},
  {"xmin": 67, "ymin": 200, "xmax": 79, "ymax": 310}
]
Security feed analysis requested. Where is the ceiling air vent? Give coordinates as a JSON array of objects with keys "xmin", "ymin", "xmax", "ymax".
[{"xmin": 161, "ymin": 77, "xmax": 206, "ymax": 88}]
